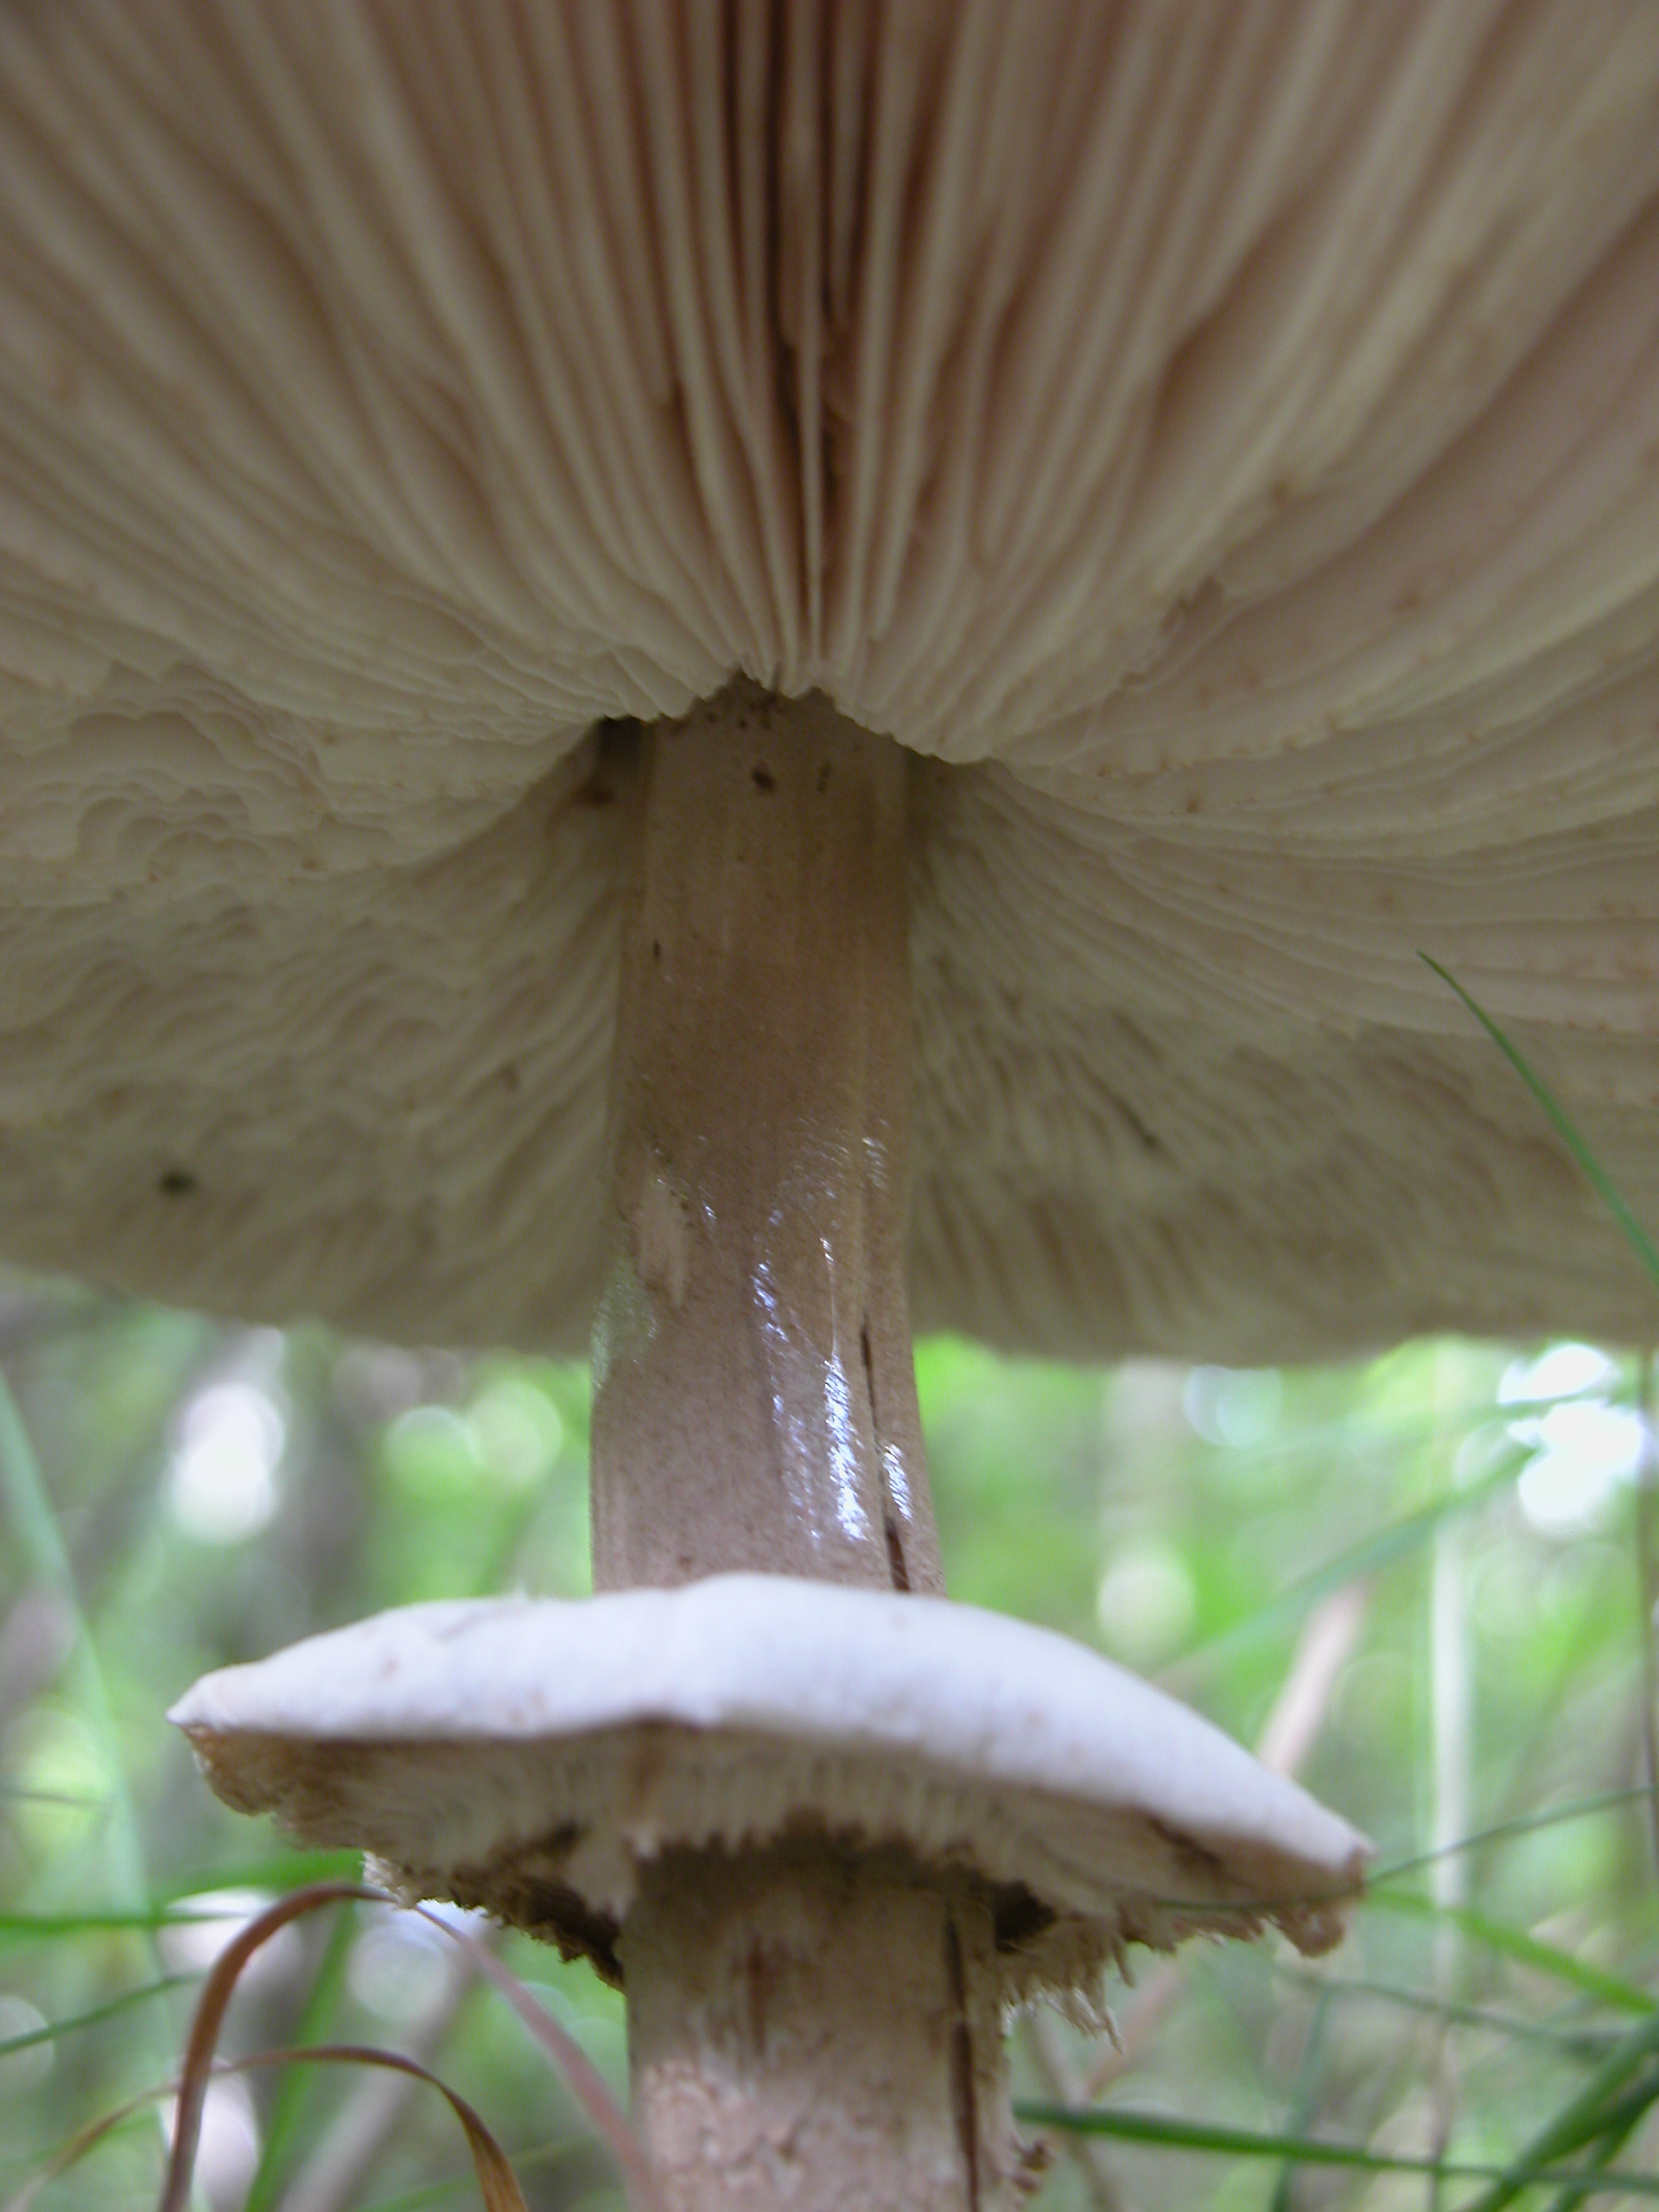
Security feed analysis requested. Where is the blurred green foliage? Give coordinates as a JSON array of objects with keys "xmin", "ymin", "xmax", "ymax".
[{"xmin": 3, "ymin": 1275, "xmax": 1658, "ymax": 2209}]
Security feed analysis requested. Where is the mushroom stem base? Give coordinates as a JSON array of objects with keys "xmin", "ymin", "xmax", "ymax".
[{"xmin": 620, "ymin": 1844, "xmax": 1040, "ymax": 2210}]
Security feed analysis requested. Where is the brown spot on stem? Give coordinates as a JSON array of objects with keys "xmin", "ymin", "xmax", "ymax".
[
  {"xmin": 884, "ymin": 1510, "xmax": 912, "ymax": 1592},
  {"xmin": 946, "ymin": 1915, "xmax": 980, "ymax": 2210},
  {"xmin": 861, "ymin": 1319, "xmax": 912, "ymax": 1589}
]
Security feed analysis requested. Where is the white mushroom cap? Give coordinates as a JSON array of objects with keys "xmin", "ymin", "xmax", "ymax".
[
  {"xmin": 172, "ymin": 1574, "xmax": 1370, "ymax": 2000},
  {"xmin": 4, "ymin": 9, "xmax": 1659, "ymax": 1359}
]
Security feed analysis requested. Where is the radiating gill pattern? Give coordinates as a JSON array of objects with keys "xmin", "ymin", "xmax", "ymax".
[{"xmin": 2, "ymin": 3, "xmax": 1659, "ymax": 1357}]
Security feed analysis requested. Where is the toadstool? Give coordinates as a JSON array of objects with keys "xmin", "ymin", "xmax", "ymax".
[
  {"xmin": 4, "ymin": 3, "xmax": 1659, "ymax": 2205},
  {"xmin": 168, "ymin": 683, "xmax": 1374, "ymax": 2203}
]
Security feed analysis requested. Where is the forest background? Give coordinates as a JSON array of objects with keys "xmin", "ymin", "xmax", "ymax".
[{"xmin": 4, "ymin": 1257, "xmax": 1659, "ymax": 2211}]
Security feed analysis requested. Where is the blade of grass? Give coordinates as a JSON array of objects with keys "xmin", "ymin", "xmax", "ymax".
[
  {"xmin": 1269, "ymin": 1984, "xmax": 1332, "ymax": 2212},
  {"xmin": 159, "ymin": 1884, "xmax": 374, "ymax": 2212},
  {"xmin": 0, "ymin": 1976, "xmax": 194, "ymax": 2062},
  {"xmin": 1366, "ymin": 1891, "xmax": 1655, "ymax": 2016},
  {"xmin": 334, "ymin": 2136, "xmax": 606, "ymax": 2212},
  {"xmin": 1275, "ymin": 1969, "xmax": 1622, "ymax": 2056},
  {"xmin": 1371, "ymin": 1789, "xmax": 1659, "ymax": 1885},
  {"xmin": 1021, "ymin": 2010, "xmax": 1127, "ymax": 2211},
  {"xmin": 0, "ymin": 1375, "xmax": 149, "ymax": 1913},
  {"xmin": 277, "ymin": 1929, "xmax": 484, "ymax": 2212},
  {"xmin": 0, "ymin": 1858, "xmax": 364, "ymax": 1948},
  {"xmin": 1, "ymin": 2099, "xmax": 157, "ymax": 2211},
  {"xmin": 213, "ymin": 2050, "xmax": 531, "ymax": 2212},
  {"xmin": 1543, "ymin": 2071, "xmax": 1659, "ymax": 2212},
  {"xmin": 242, "ymin": 1896, "xmax": 359, "ymax": 2212},
  {"xmin": 157, "ymin": 1853, "xmax": 365, "ymax": 1901},
  {"xmin": 1164, "ymin": 1446, "xmax": 1522, "ymax": 1692},
  {"xmin": 1459, "ymin": 2006, "xmax": 1659, "ymax": 2212},
  {"xmin": 0, "ymin": 1784, "xmax": 110, "ymax": 1807},
  {"xmin": 1420, "ymin": 956, "xmax": 1659, "ymax": 1290},
  {"xmin": 150, "ymin": 1883, "xmax": 661, "ymax": 2212},
  {"xmin": 3, "ymin": 2046, "xmax": 531, "ymax": 2212},
  {"xmin": 410, "ymin": 1905, "xmax": 664, "ymax": 2212},
  {"xmin": 0, "ymin": 1365, "xmax": 168, "ymax": 2165},
  {"xmin": 1, "ymin": 1908, "xmax": 219, "ymax": 1942},
  {"xmin": 1637, "ymin": 1351, "xmax": 1659, "ymax": 1880},
  {"xmin": 1414, "ymin": 953, "xmax": 1659, "ymax": 2192},
  {"xmin": 1014, "ymin": 2104, "xmax": 1659, "ymax": 2195}
]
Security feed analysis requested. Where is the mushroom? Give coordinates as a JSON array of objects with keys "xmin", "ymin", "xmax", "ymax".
[
  {"xmin": 174, "ymin": 1574, "xmax": 1368, "ymax": 2205},
  {"xmin": 3, "ymin": 2, "xmax": 1657, "ymax": 2203},
  {"xmin": 171, "ymin": 683, "xmax": 1370, "ymax": 2208}
]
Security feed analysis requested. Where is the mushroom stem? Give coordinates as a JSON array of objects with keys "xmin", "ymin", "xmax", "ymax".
[
  {"xmin": 592, "ymin": 689, "xmax": 1033, "ymax": 2203},
  {"xmin": 591, "ymin": 683, "xmax": 942, "ymax": 1594},
  {"xmin": 622, "ymin": 1845, "xmax": 1033, "ymax": 2212}
]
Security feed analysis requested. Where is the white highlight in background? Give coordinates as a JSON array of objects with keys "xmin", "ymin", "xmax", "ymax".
[
  {"xmin": 1498, "ymin": 1342, "xmax": 1618, "ymax": 1407},
  {"xmin": 168, "ymin": 1382, "xmax": 287, "ymax": 1543},
  {"xmin": 1514, "ymin": 1399, "xmax": 1645, "ymax": 1537}
]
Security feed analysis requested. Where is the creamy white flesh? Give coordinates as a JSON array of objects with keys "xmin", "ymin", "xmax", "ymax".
[{"xmin": 3, "ymin": 7, "xmax": 1659, "ymax": 1361}]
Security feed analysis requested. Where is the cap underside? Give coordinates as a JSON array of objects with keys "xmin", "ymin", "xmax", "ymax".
[{"xmin": 3, "ymin": 7, "xmax": 1659, "ymax": 1360}]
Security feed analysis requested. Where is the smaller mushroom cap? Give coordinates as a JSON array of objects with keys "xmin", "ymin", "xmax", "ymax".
[{"xmin": 172, "ymin": 1575, "xmax": 1369, "ymax": 2002}]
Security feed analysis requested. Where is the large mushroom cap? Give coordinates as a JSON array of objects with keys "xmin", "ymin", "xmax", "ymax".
[
  {"xmin": 171, "ymin": 1573, "xmax": 1370, "ymax": 1998},
  {"xmin": 5, "ymin": 5, "xmax": 1659, "ymax": 1359}
]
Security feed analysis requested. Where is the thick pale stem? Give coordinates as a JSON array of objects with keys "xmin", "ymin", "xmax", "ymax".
[
  {"xmin": 622, "ymin": 1847, "xmax": 1032, "ymax": 2212},
  {"xmin": 591, "ymin": 685, "xmax": 942, "ymax": 1593},
  {"xmin": 589, "ymin": 690, "xmax": 1023, "ymax": 2206}
]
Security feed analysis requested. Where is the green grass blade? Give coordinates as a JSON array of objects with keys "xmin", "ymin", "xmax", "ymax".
[
  {"xmin": 1270, "ymin": 1985, "xmax": 1332, "ymax": 2212},
  {"xmin": 0, "ymin": 1858, "xmax": 362, "ymax": 1947},
  {"xmin": 0, "ymin": 1376, "xmax": 149, "ymax": 1915},
  {"xmin": 1275, "ymin": 1968, "xmax": 1622, "ymax": 2055},
  {"xmin": 346, "ymin": 2138, "xmax": 596, "ymax": 2212},
  {"xmin": 0, "ymin": 1368, "xmax": 171, "ymax": 2153},
  {"xmin": 0, "ymin": 1907, "xmax": 211, "ymax": 1942},
  {"xmin": 0, "ymin": 1975, "xmax": 193, "ymax": 2060},
  {"xmin": 1460, "ymin": 2010, "xmax": 1659, "ymax": 2212},
  {"xmin": 243, "ymin": 1898, "xmax": 359, "ymax": 2212},
  {"xmin": 156, "ymin": 1852, "xmax": 365, "ymax": 1903},
  {"xmin": 1371, "ymin": 1789, "xmax": 1658, "ymax": 1886},
  {"xmin": 0, "ymin": 1784, "xmax": 110, "ymax": 1808},
  {"xmin": 1544, "ymin": 2074, "xmax": 1659, "ymax": 2212},
  {"xmin": 1166, "ymin": 1446, "xmax": 1523, "ymax": 1690},
  {"xmin": 1421, "ymin": 955, "xmax": 1659, "ymax": 1291},
  {"xmin": 1366, "ymin": 1891, "xmax": 1656, "ymax": 2016},
  {"xmin": 1014, "ymin": 2105, "xmax": 1659, "ymax": 2196}
]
